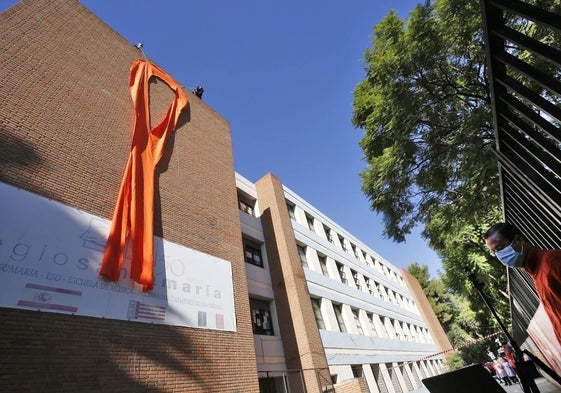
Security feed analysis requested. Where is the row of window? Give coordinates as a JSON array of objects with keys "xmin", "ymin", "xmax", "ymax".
[
  {"xmin": 339, "ymin": 359, "xmax": 445, "ymax": 392},
  {"xmin": 286, "ymin": 200, "xmax": 405, "ymax": 288},
  {"xmin": 298, "ymin": 243, "xmax": 417, "ymax": 313},
  {"xmin": 242, "ymin": 236, "xmax": 416, "ymax": 314},
  {"xmin": 237, "ymin": 192, "xmax": 405, "ymax": 291},
  {"xmin": 249, "ymin": 295, "xmax": 431, "ymax": 346},
  {"xmin": 257, "ymin": 359, "xmax": 445, "ymax": 393},
  {"xmin": 310, "ymin": 297, "xmax": 432, "ymax": 344}
]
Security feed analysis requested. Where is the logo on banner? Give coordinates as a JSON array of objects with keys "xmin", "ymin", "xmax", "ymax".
[{"xmin": 17, "ymin": 283, "xmax": 82, "ymax": 313}]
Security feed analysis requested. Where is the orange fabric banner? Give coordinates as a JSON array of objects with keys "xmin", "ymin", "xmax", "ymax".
[{"xmin": 100, "ymin": 59, "xmax": 188, "ymax": 291}]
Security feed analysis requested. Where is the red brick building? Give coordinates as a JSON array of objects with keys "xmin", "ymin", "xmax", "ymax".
[
  {"xmin": 0, "ymin": 2, "xmax": 451, "ymax": 392},
  {"xmin": 0, "ymin": 1, "xmax": 260, "ymax": 392}
]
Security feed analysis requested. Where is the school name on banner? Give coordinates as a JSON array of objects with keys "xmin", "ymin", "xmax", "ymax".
[{"xmin": 0, "ymin": 182, "xmax": 236, "ymax": 331}]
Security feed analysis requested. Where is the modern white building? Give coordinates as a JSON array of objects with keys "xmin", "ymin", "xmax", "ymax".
[{"xmin": 236, "ymin": 173, "xmax": 449, "ymax": 393}]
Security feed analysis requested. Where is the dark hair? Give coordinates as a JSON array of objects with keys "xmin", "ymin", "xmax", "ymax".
[{"xmin": 484, "ymin": 222, "xmax": 524, "ymax": 242}]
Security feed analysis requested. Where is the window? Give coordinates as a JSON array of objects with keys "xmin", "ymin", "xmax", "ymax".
[
  {"xmin": 403, "ymin": 323, "xmax": 412, "ymax": 341},
  {"xmin": 371, "ymin": 364, "xmax": 389, "ymax": 393},
  {"xmin": 333, "ymin": 303, "xmax": 347, "ymax": 333},
  {"xmin": 297, "ymin": 245, "xmax": 308, "ymax": 267},
  {"xmin": 338, "ymin": 235, "xmax": 347, "ymax": 251},
  {"xmin": 323, "ymin": 225, "xmax": 333, "ymax": 243},
  {"xmin": 250, "ymin": 298, "xmax": 274, "ymax": 335},
  {"xmin": 351, "ymin": 243, "xmax": 359, "ymax": 259},
  {"xmin": 318, "ymin": 255, "xmax": 329, "ymax": 276},
  {"xmin": 379, "ymin": 317, "xmax": 389, "ymax": 337},
  {"xmin": 258, "ymin": 377, "xmax": 286, "ymax": 393},
  {"xmin": 352, "ymin": 308, "xmax": 364, "ymax": 335},
  {"xmin": 351, "ymin": 365, "xmax": 363, "ymax": 378},
  {"xmin": 379, "ymin": 285, "xmax": 388, "ymax": 300},
  {"xmin": 238, "ymin": 195, "xmax": 255, "ymax": 216},
  {"xmin": 336, "ymin": 262, "xmax": 346, "ymax": 284},
  {"xmin": 351, "ymin": 270, "xmax": 361, "ymax": 290},
  {"xmin": 243, "ymin": 238, "xmax": 263, "ymax": 267},
  {"xmin": 365, "ymin": 278, "xmax": 376, "ymax": 296},
  {"xmin": 310, "ymin": 298, "xmax": 325, "ymax": 329},
  {"xmin": 388, "ymin": 290, "xmax": 396, "ymax": 304},
  {"xmin": 286, "ymin": 201, "xmax": 296, "ymax": 219},
  {"xmin": 385, "ymin": 317, "xmax": 396, "ymax": 339},
  {"xmin": 366, "ymin": 312, "xmax": 377, "ymax": 336},
  {"xmin": 392, "ymin": 292, "xmax": 399, "ymax": 305},
  {"xmin": 305, "ymin": 214, "xmax": 315, "ymax": 232},
  {"xmin": 395, "ymin": 320, "xmax": 405, "ymax": 340}
]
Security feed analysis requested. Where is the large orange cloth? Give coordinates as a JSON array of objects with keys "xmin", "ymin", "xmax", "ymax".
[{"xmin": 100, "ymin": 59, "xmax": 188, "ymax": 291}]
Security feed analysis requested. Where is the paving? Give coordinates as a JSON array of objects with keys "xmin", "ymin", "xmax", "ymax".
[
  {"xmin": 412, "ymin": 377, "xmax": 561, "ymax": 393},
  {"xmin": 501, "ymin": 377, "xmax": 561, "ymax": 393}
]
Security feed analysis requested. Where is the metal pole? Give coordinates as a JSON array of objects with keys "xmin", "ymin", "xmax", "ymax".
[
  {"xmin": 283, "ymin": 371, "xmax": 289, "ymax": 393},
  {"xmin": 465, "ymin": 271, "xmax": 539, "ymax": 393},
  {"xmin": 300, "ymin": 369, "xmax": 307, "ymax": 393}
]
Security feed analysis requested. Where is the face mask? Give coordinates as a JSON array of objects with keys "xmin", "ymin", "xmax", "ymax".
[{"xmin": 496, "ymin": 240, "xmax": 524, "ymax": 268}]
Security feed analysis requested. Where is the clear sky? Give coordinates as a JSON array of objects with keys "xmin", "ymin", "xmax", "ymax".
[{"xmin": 1, "ymin": 0, "xmax": 443, "ymax": 277}]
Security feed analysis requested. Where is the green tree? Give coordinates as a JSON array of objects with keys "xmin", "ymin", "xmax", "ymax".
[
  {"xmin": 352, "ymin": 0, "xmax": 509, "ymax": 328},
  {"xmin": 354, "ymin": 0, "xmax": 561, "ymax": 368},
  {"xmin": 352, "ymin": 0, "xmax": 499, "ymax": 244}
]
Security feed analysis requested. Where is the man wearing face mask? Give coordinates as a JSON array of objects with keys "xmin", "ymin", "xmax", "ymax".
[{"xmin": 484, "ymin": 222, "xmax": 561, "ymax": 346}]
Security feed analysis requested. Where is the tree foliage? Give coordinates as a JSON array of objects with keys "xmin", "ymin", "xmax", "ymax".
[
  {"xmin": 352, "ymin": 0, "xmax": 510, "ymax": 344},
  {"xmin": 352, "ymin": 0, "xmax": 499, "ymax": 244},
  {"xmin": 353, "ymin": 0, "xmax": 561, "ymax": 367}
]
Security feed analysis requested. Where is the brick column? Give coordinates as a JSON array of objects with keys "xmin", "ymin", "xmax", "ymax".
[
  {"xmin": 400, "ymin": 268, "xmax": 453, "ymax": 365},
  {"xmin": 255, "ymin": 173, "xmax": 329, "ymax": 393}
]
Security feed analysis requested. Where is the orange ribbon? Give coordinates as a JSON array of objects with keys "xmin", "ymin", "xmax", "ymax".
[{"xmin": 100, "ymin": 59, "xmax": 188, "ymax": 291}]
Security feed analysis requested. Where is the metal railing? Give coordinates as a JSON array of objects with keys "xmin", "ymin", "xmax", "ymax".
[{"xmin": 257, "ymin": 368, "xmax": 335, "ymax": 393}]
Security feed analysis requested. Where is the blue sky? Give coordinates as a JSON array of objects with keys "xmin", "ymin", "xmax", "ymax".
[{"xmin": 1, "ymin": 0, "xmax": 443, "ymax": 277}]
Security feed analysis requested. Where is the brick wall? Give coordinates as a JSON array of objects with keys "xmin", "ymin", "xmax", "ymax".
[
  {"xmin": 0, "ymin": 0, "xmax": 259, "ymax": 392},
  {"xmin": 333, "ymin": 377, "xmax": 369, "ymax": 393},
  {"xmin": 400, "ymin": 268, "xmax": 453, "ymax": 363}
]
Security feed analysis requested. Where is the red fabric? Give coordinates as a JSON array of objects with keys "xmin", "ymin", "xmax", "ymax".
[
  {"xmin": 100, "ymin": 59, "xmax": 188, "ymax": 291},
  {"xmin": 523, "ymin": 247, "xmax": 561, "ymax": 346},
  {"xmin": 503, "ymin": 345, "xmax": 516, "ymax": 372}
]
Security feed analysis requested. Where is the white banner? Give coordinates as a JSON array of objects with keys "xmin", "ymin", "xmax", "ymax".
[{"xmin": 0, "ymin": 182, "xmax": 236, "ymax": 331}]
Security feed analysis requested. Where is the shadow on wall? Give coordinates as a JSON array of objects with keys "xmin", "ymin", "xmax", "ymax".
[
  {"xmin": 0, "ymin": 111, "xmax": 219, "ymax": 393},
  {"xmin": 0, "ymin": 127, "xmax": 43, "ymax": 187},
  {"xmin": 0, "ymin": 184, "xmax": 216, "ymax": 392},
  {"xmin": 1, "ymin": 308, "xmax": 216, "ymax": 393},
  {"xmin": 154, "ymin": 106, "xmax": 191, "ymax": 239}
]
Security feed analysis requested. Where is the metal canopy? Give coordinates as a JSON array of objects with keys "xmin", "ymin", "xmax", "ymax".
[{"xmin": 480, "ymin": 0, "xmax": 561, "ymax": 344}]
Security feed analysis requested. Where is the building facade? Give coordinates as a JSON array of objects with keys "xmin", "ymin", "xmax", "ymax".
[
  {"xmin": 0, "ymin": 1, "xmax": 449, "ymax": 392},
  {"xmin": 238, "ymin": 173, "xmax": 450, "ymax": 393}
]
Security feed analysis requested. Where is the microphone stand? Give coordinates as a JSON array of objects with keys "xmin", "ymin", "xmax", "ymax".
[{"xmin": 465, "ymin": 271, "xmax": 539, "ymax": 393}]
